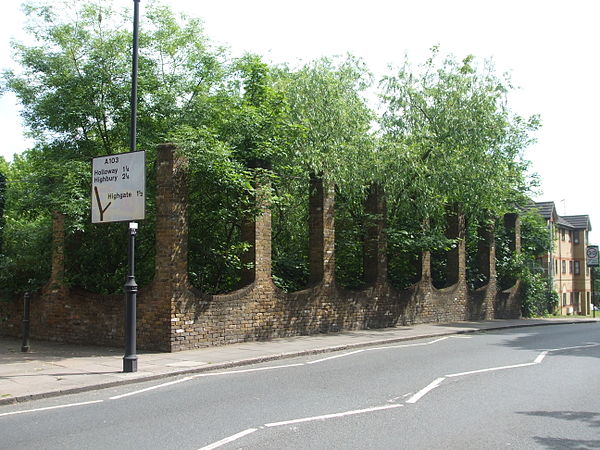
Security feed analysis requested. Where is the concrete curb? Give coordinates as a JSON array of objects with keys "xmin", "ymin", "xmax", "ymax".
[{"xmin": 1, "ymin": 319, "xmax": 597, "ymax": 406}]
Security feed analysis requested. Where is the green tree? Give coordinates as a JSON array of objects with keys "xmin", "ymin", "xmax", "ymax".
[
  {"xmin": 495, "ymin": 211, "xmax": 555, "ymax": 316},
  {"xmin": 1, "ymin": 0, "xmax": 228, "ymax": 293},
  {"xmin": 379, "ymin": 48, "xmax": 539, "ymax": 288},
  {"xmin": 272, "ymin": 56, "xmax": 376, "ymax": 289},
  {"xmin": 183, "ymin": 54, "xmax": 296, "ymax": 293}
]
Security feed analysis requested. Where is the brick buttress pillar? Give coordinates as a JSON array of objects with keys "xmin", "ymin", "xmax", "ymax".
[
  {"xmin": 48, "ymin": 211, "xmax": 66, "ymax": 290},
  {"xmin": 363, "ymin": 183, "xmax": 387, "ymax": 286},
  {"xmin": 255, "ymin": 183, "xmax": 272, "ymax": 284},
  {"xmin": 498, "ymin": 212, "xmax": 523, "ymax": 318},
  {"xmin": 309, "ymin": 176, "xmax": 335, "ymax": 287},
  {"xmin": 152, "ymin": 143, "xmax": 189, "ymax": 349},
  {"xmin": 476, "ymin": 221, "xmax": 496, "ymax": 319},
  {"xmin": 476, "ymin": 222, "xmax": 496, "ymax": 287},
  {"xmin": 155, "ymin": 144, "xmax": 189, "ymax": 290},
  {"xmin": 240, "ymin": 179, "xmax": 273, "ymax": 286},
  {"xmin": 445, "ymin": 205, "xmax": 466, "ymax": 287},
  {"xmin": 420, "ymin": 251, "xmax": 432, "ymax": 284},
  {"xmin": 504, "ymin": 213, "xmax": 521, "ymax": 254},
  {"xmin": 419, "ymin": 218, "xmax": 432, "ymax": 285}
]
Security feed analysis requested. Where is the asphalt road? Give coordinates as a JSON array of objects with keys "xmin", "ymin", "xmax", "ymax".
[{"xmin": 1, "ymin": 323, "xmax": 598, "ymax": 449}]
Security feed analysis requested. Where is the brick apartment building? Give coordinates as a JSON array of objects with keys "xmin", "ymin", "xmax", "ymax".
[{"xmin": 532, "ymin": 201, "xmax": 593, "ymax": 315}]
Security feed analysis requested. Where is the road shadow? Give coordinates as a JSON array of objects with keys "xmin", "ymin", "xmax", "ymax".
[
  {"xmin": 516, "ymin": 410, "xmax": 600, "ymax": 449},
  {"xmin": 0, "ymin": 370, "xmax": 122, "ymax": 379},
  {"xmin": 518, "ymin": 410, "xmax": 600, "ymax": 428},
  {"xmin": 0, "ymin": 337, "xmax": 122, "ymax": 364},
  {"xmin": 475, "ymin": 322, "xmax": 600, "ymax": 361},
  {"xmin": 531, "ymin": 437, "xmax": 600, "ymax": 449}
]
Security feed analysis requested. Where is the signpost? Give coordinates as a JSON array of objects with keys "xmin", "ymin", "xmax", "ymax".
[
  {"xmin": 91, "ymin": 151, "xmax": 145, "ymax": 373},
  {"xmin": 587, "ymin": 245, "xmax": 599, "ymax": 318},
  {"xmin": 91, "ymin": 152, "xmax": 145, "ymax": 223},
  {"xmin": 91, "ymin": 0, "xmax": 143, "ymax": 373},
  {"xmin": 586, "ymin": 245, "xmax": 599, "ymax": 267}
]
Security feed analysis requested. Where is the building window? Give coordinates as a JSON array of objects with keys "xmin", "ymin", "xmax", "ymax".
[
  {"xmin": 574, "ymin": 260, "xmax": 580, "ymax": 275},
  {"xmin": 562, "ymin": 293, "xmax": 567, "ymax": 306},
  {"xmin": 562, "ymin": 260, "xmax": 566, "ymax": 274},
  {"xmin": 569, "ymin": 261, "xmax": 573, "ymax": 274},
  {"xmin": 573, "ymin": 231, "xmax": 580, "ymax": 244},
  {"xmin": 561, "ymin": 229, "xmax": 566, "ymax": 241}
]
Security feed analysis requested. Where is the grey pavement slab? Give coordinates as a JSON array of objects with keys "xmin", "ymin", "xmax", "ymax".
[{"xmin": 1, "ymin": 318, "xmax": 597, "ymax": 405}]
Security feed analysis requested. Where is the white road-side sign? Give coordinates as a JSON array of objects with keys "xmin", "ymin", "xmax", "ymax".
[
  {"xmin": 91, "ymin": 151, "xmax": 145, "ymax": 223},
  {"xmin": 587, "ymin": 245, "xmax": 599, "ymax": 267}
]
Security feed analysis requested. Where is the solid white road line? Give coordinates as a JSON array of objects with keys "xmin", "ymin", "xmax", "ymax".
[
  {"xmin": 411, "ymin": 343, "xmax": 598, "ymax": 402},
  {"xmin": 110, "ymin": 377, "xmax": 193, "ymax": 400},
  {"xmin": 200, "ymin": 404, "xmax": 404, "ymax": 449},
  {"xmin": 0, "ymin": 400, "xmax": 103, "ymax": 417},
  {"xmin": 446, "ymin": 362, "xmax": 537, "ymax": 378},
  {"xmin": 369, "ymin": 336, "xmax": 450, "ymax": 351},
  {"xmin": 190, "ymin": 363, "xmax": 305, "ymax": 378},
  {"xmin": 111, "ymin": 337, "xmax": 459, "ymax": 400},
  {"xmin": 546, "ymin": 343, "xmax": 600, "ymax": 352},
  {"xmin": 307, "ymin": 349, "xmax": 365, "ymax": 364},
  {"xmin": 406, "ymin": 377, "xmax": 445, "ymax": 404},
  {"xmin": 264, "ymin": 404, "xmax": 403, "ymax": 428},
  {"xmin": 198, "ymin": 428, "xmax": 258, "ymax": 450},
  {"xmin": 110, "ymin": 364, "xmax": 305, "ymax": 400}
]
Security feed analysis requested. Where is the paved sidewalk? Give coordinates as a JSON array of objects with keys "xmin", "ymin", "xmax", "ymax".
[{"xmin": 1, "ymin": 318, "xmax": 597, "ymax": 405}]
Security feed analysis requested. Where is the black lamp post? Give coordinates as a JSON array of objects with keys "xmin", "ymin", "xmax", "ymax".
[{"xmin": 123, "ymin": 0, "xmax": 141, "ymax": 373}]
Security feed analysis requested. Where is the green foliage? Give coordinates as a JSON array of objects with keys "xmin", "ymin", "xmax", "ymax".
[
  {"xmin": 0, "ymin": 169, "xmax": 6, "ymax": 250},
  {"xmin": 379, "ymin": 49, "xmax": 540, "ymax": 289},
  {"xmin": 177, "ymin": 127, "xmax": 255, "ymax": 293},
  {"xmin": 495, "ymin": 210, "xmax": 555, "ymax": 317},
  {"xmin": 387, "ymin": 229, "xmax": 421, "ymax": 290},
  {"xmin": 0, "ymin": 5, "xmax": 542, "ymax": 300},
  {"xmin": 0, "ymin": 214, "xmax": 52, "ymax": 294},
  {"xmin": 520, "ymin": 210, "xmax": 552, "ymax": 257},
  {"xmin": 271, "ymin": 177, "xmax": 309, "ymax": 292},
  {"xmin": 271, "ymin": 56, "xmax": 376, "ymax": 291},
  {"xmin": 521, "ymin": 272, "xmax": 558, "ymax": 317},
  {"xmin": 1, "ymin": 0, "xmax": 227, "ymax": 293},
  {"xmin": 334, "ymin": 190, "xmax": 367, "ymax": 290},
  {"xmin": 274, "ymin": 56, "xmax": 376, "ymax": 191},
  {"xmin": 379, "ymin": 49, "xmax": 539, "ymax": 248},
  {"xmin": 226, "ymin": 54, "xmax": 296, "ymax": 167}
]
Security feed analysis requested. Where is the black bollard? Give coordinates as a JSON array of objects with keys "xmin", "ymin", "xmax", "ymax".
[{"xmin": 21, "ymin": 291, "xmax": 31, "ymax": 352}]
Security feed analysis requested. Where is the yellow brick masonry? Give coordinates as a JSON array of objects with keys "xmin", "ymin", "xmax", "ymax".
[{"xmin": 0, "ymin": 144, "xmax": 523, "ymax": 351}]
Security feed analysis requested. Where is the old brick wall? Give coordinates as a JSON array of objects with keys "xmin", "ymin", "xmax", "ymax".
[
  {"xmin": 0, "ymin": 144, "xmax": 523, "ymax": 351},
  {"xmin": 167, "ymin": 173, "xmax": 521, "ymax": 351}
]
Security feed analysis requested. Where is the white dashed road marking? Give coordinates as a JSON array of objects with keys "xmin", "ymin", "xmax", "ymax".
[
  {"xmin": 0, "ymin": 400, "xmax": 104, "ymax": 417},
  {"xmin": 264, "ymin": 404, "xmax": 404, "ymax": 427},
  {"xmin": 406, "ymin": 378, "xmax": 445, "ymax": 404},
  {"xmin": 198, "ymin": 428, "xmax": 258, "ymax": 450}
]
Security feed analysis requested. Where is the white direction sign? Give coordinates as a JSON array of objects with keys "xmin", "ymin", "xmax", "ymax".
[{"xmin": 92, "ymin": 151, "xmax": 145, "ymax": 223}]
